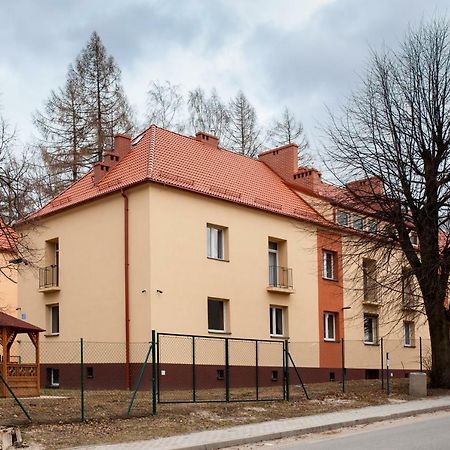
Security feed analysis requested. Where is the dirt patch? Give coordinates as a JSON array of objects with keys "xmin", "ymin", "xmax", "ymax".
[{"xmin": 3, "ymin": 379, "xmax": 447, "ymax": 449}]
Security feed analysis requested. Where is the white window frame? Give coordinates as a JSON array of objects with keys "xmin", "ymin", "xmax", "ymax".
[
  {"xmin": 268, "ymin": 241, "xmax": 279, "ymax": 287},
  {"xmin": 336, "ymin": 210, "xmax": 349, "ymax": 227},
  {"xmin": 270, "ymin": 306, "xmax": 285, "ymax": 337},
  {"xmin": 404, "ymin": 321, "xmax": 414, "ymax": 347},
  {"xmin": 207, "ymin": 224, "xmax": 225, "ymax": 260},
  {"xmin": 322, "ymin": 250, "xmax": 335, "ymax": 280},
  {"xmin": 49, "ymin": 368, "xmax": 60, "ymax": 387},
  {"xmin": 49, "ymin": 304, "xmax": 59, "ymax": 335},
  {"xmin": 207, "ymin": 298, "xmax": 227, "ymax": 333},
  {"xmin": 363, "ymin": 314, "xmax": 378, "ymax": 344},
  {"xmin": 324, "ymin": 312, "xmax": 337, "ymax": 341}
]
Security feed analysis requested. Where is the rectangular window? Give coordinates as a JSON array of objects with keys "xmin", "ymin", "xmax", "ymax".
[
  {"xmin": 368, "ymin": 220, "xmax": 378, "ymax": 234},
  {"xmin": 363, "ymin": 259, "xmax": 377, "ymax": 303},
  {"xmin": 404, "ymin": 321, "xmax": 414, "ymax": 347},
  {"xmin": 336, "ymin": 210, "xmax": 349, "ymax": 227},
  {"xmin": 324, "ymin": 312, "xmax": 337, "ymax": 341},
  {"xmin": 48, "ymin": 304, "xmax": 59, "ymax": 335},
  {"xmin": 270, "ymin": 306, "xmax": 285, "ymax": 337},
  {"xmin": 208, "ymin": 298, "xmax": 227, "ymax": 332},
  {"xmin": 268, "ymin": 241, "xmax": 279, "ymax": 287},
  {"xmin": 353, "ymin": 215, "xmax": 364, "ymax": 230},
  {"xmin": 402, "ymin": 267, "xmax": 415, "ymax": 307},
  {"xmin": 364, "ymin": 314, "xmax": 378, "ymax": 344},
  {"xmin": 207, "ymin": 224, "xmax": 226, "ymax": 260},
  {"xmin": 47, "ymin": 368, "xmax": 60, "ymax": 387},
  {"xmin": 322, "ymin": 250, "xmax": 336, "ymax": 280}
]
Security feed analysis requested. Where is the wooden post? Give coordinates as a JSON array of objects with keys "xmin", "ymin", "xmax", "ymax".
[
  {"xmin": 35, "ymin": 333, "xmax": 40, "ymax": 394},
  {"xmin": 2, "ymin": 328, "xmax": 7, "ymax": 397}
]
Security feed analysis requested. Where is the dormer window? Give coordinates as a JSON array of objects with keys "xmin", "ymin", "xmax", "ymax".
[
  {"xmin": 353, "ymin": 215, "xmax": 364, "ymax": 230},
  {"xmin": 336, "ymin": 211, "xmax": 349, "ymax": 227}
]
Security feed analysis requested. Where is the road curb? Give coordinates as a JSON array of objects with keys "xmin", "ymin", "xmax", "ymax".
[{"xmin": 177, "ymin": 404, "xmax": 450, "ymax": 450}]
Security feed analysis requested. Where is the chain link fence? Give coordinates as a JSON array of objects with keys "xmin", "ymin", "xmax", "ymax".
[{"xmin": 0, "ymin": 334, "xmax": 432, "ymax": 426}]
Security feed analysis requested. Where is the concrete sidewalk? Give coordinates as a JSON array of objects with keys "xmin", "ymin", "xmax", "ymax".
[{"xmin": 72, "ymin": 396, "xmax": 450, "ymax": 450}]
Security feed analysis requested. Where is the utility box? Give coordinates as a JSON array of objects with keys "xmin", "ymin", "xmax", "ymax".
[{"xmin": 409, "ymin": 372, "xmax": 427, "ymax": 397}]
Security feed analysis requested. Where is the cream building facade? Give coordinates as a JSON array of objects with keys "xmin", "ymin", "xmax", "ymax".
[{"xmin": 16, "ymin": 126, "xmax": 429, "ymax": 387}]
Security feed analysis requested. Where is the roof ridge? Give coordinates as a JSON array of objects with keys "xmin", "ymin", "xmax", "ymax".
[{"xmin": 148, "ymin": 124, "xmax": 157, "ymax": 178}]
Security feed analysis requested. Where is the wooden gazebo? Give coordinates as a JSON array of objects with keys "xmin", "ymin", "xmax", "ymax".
[{"xmin": 0, "ymin": 312, "xmax": 43, "ymax": 397}]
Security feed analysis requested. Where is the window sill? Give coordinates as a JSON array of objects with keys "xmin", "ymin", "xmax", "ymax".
[
  {"xmin": 404, "ymin": 345, "xmax": 416, "ymax": 348},
  {"xmin": 266, "ymin": 286, "xmax": 295, "ymax": 294},
  {"xmin": 207, "ymin": 257, "xmax": 230, "ymax": 263},
  {"xmin": 363, "ymin": 341, "xmax": 379, "ymax": 346},
  {"xmin": 362, "ymin": 300, "xmax": 381, "ymax": 307},
  {"xmin": 322, "ymin": 277, "xmax": 338, "ymax": 282},
  {"xmin": 324, "ymin": 339, "xmax": 340, "ymax": 343},
  {"xmin": 270, "ymin": 334, "xmax": 289, "ymax": 340},
  {"xmin": 45, "ymin": 333, "xmax": 60, "ymax": 338},
  {"xmin": 39, "ymin": 286, "xmax": 61, "ymax": 293},
  {"xmin": 208, "ymin": 330, "xmax": 231, "ymax": 335}
]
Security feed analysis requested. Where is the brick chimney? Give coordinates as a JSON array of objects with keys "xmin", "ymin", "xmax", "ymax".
[
  {"xmin": 195, "ymin": 131, "xmax": 219, "ymax": 147},
  {"xmin": 259, "ymin": 143, "xmax": 322, "ymax": 192},
  {"xmin": 93, "ymin": 134, "xmax": 132, "ymax": 184}
]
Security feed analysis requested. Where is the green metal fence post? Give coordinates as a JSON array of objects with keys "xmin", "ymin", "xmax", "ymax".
[
  {"xmin": 341, "ymin": 337, "xmax": 345, "ymax": 393},
  {"xmin": 192, "ymin": 336, "xmax": 196, "ymax": 402},
  {"xmin": 80, "ymin": 337, "xmax": 85, "ymax": 422},
  {"xmin": 419, "ymin": 337, "xmax": 423, "ymax": 372},
  {"xmin": 0, "ymin": 372, "xmax": 31, "ymax": 421},
  {"xmin": 285, "ymin": 340, "xmax": 290, "ymax": 401},
  {"xmin": 381, "ymin": 337, "xmax": 384, "ymax": 390},
  {"xmin": 225, "ymin": 338, "xmax": 230, "ymax": 402},
  {"xmin": 151, "ymin": 330, "xmax": 157, "ymax": 415},
  {"xmin": 255, "ymin": 340, "xmax": 259, "ymax": 401}
]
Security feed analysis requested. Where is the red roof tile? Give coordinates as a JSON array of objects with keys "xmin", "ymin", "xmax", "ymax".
[{"xmin": 26, "ymin": 126, "xmax": 331, "ymax": 227}]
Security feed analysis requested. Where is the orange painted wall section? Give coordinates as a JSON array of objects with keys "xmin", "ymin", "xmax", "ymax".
[{"xmin": 317, "ymin": 231, "xmax": 344, "ymax": 368}]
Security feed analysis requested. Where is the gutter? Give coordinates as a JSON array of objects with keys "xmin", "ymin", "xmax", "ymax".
[{"xmin": 121, "ymin": 190, "xmax": 131, "ymax": 390}]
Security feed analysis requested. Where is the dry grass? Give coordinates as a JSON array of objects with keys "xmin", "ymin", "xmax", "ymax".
[{"xmin": 1, "ymin": 379, "xmax": 446, "ymax": 449}]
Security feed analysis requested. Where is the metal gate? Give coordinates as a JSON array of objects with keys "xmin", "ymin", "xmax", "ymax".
[{"xmin": 157, "ymin": 333, "xmax": 287, "ymax": 403}]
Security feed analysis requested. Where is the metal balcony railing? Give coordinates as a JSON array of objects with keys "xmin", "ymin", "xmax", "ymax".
[
  {"xmin": 268, "ymin": 266, "xmax": 293, "ymax": 289},
  {"xmin": 39, "ymin": 264, "xmax": 59, "ymax": 289}
]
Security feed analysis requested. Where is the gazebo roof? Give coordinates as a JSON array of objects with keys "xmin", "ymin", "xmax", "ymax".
[{"xmin": 0, "ymin": 312, "xmax": 44, "ymax": 333}]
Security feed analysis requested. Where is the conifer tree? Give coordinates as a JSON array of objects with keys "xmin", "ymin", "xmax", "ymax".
[{"xmin": 226, "ymin": 91, "xmax": 261, "ymax": 157}]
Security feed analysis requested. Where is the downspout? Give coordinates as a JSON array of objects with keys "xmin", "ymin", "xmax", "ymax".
[{"xmin": 121, "ymin": 190, "xmax": 131, "ymax": 390}]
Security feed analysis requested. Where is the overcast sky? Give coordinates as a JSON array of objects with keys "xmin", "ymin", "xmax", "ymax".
[{"xmin": 1, "ymin": 0, "xmax": 449, "ymax": 155}]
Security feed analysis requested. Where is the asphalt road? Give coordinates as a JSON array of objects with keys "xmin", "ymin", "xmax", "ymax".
[{"xmin": 233, "ymin": 411, "xmax": 450, "ymax": 450}]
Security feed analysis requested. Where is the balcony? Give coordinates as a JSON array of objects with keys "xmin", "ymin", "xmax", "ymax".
[
  {"xmin": 267, "ymin": 266, "xmax": 294, "ymax": 294},
  {"xmin": 39, "ymin": 265, "xmax": 60, "ymax": 293}
]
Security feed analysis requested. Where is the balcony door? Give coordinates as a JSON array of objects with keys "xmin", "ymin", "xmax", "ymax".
[{"xmin": 268, "ymin": 241, "xmax": 278, "ymax": 287}]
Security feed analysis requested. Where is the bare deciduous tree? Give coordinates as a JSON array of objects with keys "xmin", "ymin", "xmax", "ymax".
[
  {"xmin": 34, "ymin": 71, "xmax": 91, "ymax": 192},
  {"xmin": 188, "ymin": 87, "xmax": 229, "ymax": 139},
  {"xmin": 226, "ymin": 91, "xmax": 262, "ymax": 157},
  {"xmin": 146, "ymin": 80, "xmax": 185, "ymax": 132},
  {"xmin": 267, "ymin": 107, "xmax": 312, "ymax": 165},
  {"xmin": 326, "ymin": 19, "xmax": 450, "ymax": 387}
]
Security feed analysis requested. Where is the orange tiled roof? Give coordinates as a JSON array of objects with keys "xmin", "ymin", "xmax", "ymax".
[{"xmin": 27, "ymin": 126, "xmax": 332, "ymax": 227}]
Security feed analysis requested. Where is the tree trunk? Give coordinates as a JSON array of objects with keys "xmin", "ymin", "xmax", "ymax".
[{"xmin": 425, "ymin": 293, "xmax": 450, "ymax": 387}]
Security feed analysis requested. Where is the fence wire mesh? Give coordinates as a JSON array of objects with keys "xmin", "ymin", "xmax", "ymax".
[{"xmin": 0, "ymin": 335, "xmax": 433, "ymax": 426}]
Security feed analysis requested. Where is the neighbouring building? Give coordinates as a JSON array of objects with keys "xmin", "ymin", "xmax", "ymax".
[
  {"xmin": 16, "ymin": 126, "xmax": 430, "ymax": 389},
  {"xmin": 0, "ymin": 225, "xmax": 18, "ymax": 315}
]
